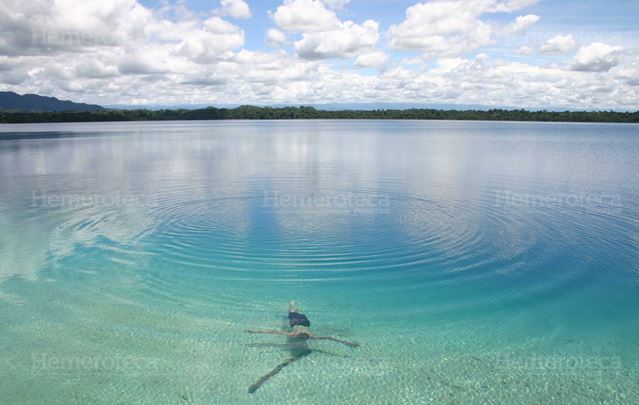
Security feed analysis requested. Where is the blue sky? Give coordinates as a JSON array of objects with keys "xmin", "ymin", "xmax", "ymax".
[
  {"xmin": 138, "ymin": 0, "xmax": 639, "ymax": 57},
  {"xmin": 1, "ymin": 0, "xmax": 638, "ymax": 109}
]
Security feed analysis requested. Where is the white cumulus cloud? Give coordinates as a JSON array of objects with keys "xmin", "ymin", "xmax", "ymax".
[
  {"xmin": 356, "ymin": 51, "xmax": 389, "ymax": 67},
  {"xmin": 266, "ymin": 29, "xmax": 287, "ymax": 47},
  {"xmin": 295, "ymin": 20, "xmax": 380, "ymax": 60},
  {"xmin": 272, "ymin": 0, "xmax": 382, "ymax": 62},
  {"xmin": 272, "ymin": 0, "xmax": 340, "ymax": 32},
  {"xmin": 517, "ymin": 45, "xmax": 534, "ymax": 55},
  {"xmin": 388, "ymin": 1, "xmax": 491, "ymax": 56},
  {"xmin": 572, "ymin": 42, "xmax": 623, "ymax": 72},
  {"xmin": 176, "ymin": 17, "xmax": 245, "ymax": 63},
  {"xmin": 507, "ymin": 14, "xmax": 540, "ymax": 33},
  {"xmin": 540, "ymin": 34, "xmax": 576, "ymax": 54},
  {"xmin": 613, "ymin": 59, "xmax": 639, "ymax": 86},
  {"xmin": 490, "ymin": 0, "xmax": 539, "ymax": 13},
  {"xmin": 220, "ymin": 0, "xmax": 251, "ymax": 19},
  {"xmin": 388, "ymin": 0, "xmax": 538, "ymax": 58}
]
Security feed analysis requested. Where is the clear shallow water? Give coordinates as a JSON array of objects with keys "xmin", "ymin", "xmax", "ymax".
[{"xmin": 0, "ymin": 120, "xmax": 638, "ymax": 404}]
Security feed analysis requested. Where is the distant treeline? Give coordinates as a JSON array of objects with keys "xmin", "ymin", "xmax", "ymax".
[{"xmin": 1, "ymin": 105, "xmax": 638, "ymax": 123}]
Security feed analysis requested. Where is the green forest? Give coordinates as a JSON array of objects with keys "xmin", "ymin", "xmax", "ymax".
[{"xmin": 1, "ymin": 105, "xmax": 638, "ymax": 124}]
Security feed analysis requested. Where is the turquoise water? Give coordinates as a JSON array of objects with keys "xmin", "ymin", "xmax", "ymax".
[{"xmin": 0, "ymin": 120, "xmax": 638, "ymax": 404}]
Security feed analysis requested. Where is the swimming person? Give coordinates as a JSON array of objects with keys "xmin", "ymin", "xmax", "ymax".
[
  {"xmin": 246, "ymin": 302, "xmax": 359, "ymax": 393},
  {"xmin": 287, "ymin": 300, "xmax": 311, "ymax": 327}
]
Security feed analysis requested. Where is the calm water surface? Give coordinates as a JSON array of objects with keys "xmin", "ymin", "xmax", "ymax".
[{"xmin": 0, "ymin": 120, "xmax": 638, "ymax": 404}]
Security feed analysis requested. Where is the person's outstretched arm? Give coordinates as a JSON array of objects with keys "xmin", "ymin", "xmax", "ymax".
[
  {"xmin": 309, "ymin": 334, "xmax": 359, "ymax": 347},
  {"xmin": 246, "ymin": 329, "xmax": 291, "ymax": 336}
]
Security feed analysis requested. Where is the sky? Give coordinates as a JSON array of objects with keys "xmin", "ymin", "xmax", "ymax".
[{"xmin": 0, "ymin": 0, "xmax": 638, "ymax": 109}]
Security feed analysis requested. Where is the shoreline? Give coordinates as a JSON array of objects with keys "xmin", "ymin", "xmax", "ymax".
[{"xmin": 1, "ymin": 106, "xmax": 638, "ymax": 124}]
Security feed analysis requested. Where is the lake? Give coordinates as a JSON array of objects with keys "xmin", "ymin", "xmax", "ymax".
[{"xmin": 0, "ymin": 120, "xmax": 638, "ymax": 404}]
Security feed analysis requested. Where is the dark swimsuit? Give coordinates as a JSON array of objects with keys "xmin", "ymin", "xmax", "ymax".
[{"xmin": 288, "ymin": 311, "xmax": 310, "ymax": 327}]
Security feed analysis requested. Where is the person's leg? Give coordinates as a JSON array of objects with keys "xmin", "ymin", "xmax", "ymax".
[{"xmin": 248, "ymin": 356, "xmax": 301, "ymax": 393}]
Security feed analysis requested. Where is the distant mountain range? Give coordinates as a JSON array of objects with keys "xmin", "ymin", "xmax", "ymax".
[
  {"xmin": 104, "ymin": 102, "xmax": 603, "ymax": 113},
  {"xmin": 0, "ymin": 91, "xmax": 104, "ymax": 112},
  {"xmin": 0, "ymin": 91, "xmax": 629, "ymax": 114},
  {"xmin": 104, "ymin": 102, "xmax": 498, "ymax": 111}
]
